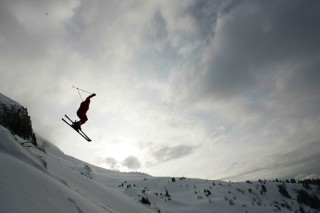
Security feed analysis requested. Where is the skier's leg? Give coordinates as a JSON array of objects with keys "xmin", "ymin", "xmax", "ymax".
[
  {"xmin": 80, "ymin": 114, "xmax": 88, "ymax": 125},
  {"xmin": 77, "ymin": 110, "xmax": 88, "ymax": 125}
]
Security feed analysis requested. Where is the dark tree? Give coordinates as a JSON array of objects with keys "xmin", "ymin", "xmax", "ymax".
[
  {"xmin": 297, "ymin": 189, "xmax": 320, "ymax": 210},
  {"xmin": 290, "ymin": 178, "xmax": 297, "ymax": 183},
  {"xmin": 140, "ymin": 197, "xmax": 151, "ymax": 205},
  {"xmin": 277, "ymin": 185, "xmax": 291, "ymax": 199},
  {"xmin": 165, "ymin": 189, "xmax": 171, "ymax": 198}
]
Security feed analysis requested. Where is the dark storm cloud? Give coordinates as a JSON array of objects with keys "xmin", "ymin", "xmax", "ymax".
[
  {"xmin": 153, "ymin": 144, "xmax": 195, "ymax": 162},
  {"xmin": 122, "ymin": 156, "xmax": 141, "ymax": 170},
  {"xmin": 173, "ymin": 0, "xmax": 320, "ymax": 101},
  {"xmin": 190, "ymin": 0, "xmax": 243, "ymax": 38},
  {"xmin": 164, "ymin": 0, "xmax": 320, "ymax": 180},
  {"xmin": 207, "ymin": 0, "xmax": 319, "ymax": 97}
]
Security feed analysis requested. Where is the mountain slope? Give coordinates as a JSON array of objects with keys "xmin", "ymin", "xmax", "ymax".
[
  {"xmin": 0, "ymin": 125, "xmax": 155, "ymax": 213},
  {"xmin": 2, "ymin": 124, "xmax": 320, "ymax": 213}
]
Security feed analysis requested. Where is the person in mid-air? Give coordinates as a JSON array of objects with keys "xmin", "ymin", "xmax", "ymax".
[{"xmin": 73, "ymin": 93, "xmax": 96, "ymax": 130}]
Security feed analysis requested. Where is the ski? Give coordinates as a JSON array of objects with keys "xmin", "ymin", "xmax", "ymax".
[
  {"xmin": 65, "ymin": 115, "xmax": 92, "ymax": 141},
  {"xmin": 62, "ymin": 115, "xmax": 92, "ymax": 142},
  {"xmin": 62, "ymin": 119, "xmax": 92, "ymax": 142}
]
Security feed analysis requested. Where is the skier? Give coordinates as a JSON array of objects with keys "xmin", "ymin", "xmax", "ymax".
[{"xmin": 73, "ymin": 93, "xmax": 96, "ymax": 130}]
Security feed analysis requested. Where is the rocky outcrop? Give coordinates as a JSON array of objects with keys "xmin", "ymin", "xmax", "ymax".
[{"xmin": 0, "ymin": 93, "xmax": 36, "ymax": 145}]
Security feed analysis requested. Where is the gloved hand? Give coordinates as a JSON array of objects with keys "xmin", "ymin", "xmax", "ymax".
[{"xmin": 90, "ymin": 93, "xmax": 96, "ymax": 97}]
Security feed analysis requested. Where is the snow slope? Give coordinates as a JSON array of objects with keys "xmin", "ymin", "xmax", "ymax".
[
  {"xmin": 0, "ymin": 125, "xmax": 154, "ymax": 213},
  {"xmin": 1, "ymin": 124, "xmax": 319, "ymax": 213}
]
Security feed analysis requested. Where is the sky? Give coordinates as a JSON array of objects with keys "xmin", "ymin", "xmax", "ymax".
[{"xmin": 1, "ymin": 0, "xmax": 320, "ymax": 181}]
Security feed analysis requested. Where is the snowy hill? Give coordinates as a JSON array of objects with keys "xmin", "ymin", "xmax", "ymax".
[
  {"xmin": 0, "ymin": 93, "xmax": 320, "ymax": 213},
  {"xmin": 0, "ymin": 125, "xmax": 155, "ymax": 213},
  {"xmin": 2, "ymin": 126, "xmax": 320, "ymax": 213}
]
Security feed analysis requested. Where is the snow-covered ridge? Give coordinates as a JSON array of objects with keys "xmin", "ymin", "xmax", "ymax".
[
  {"xmin": 0, "ymin": 125, "xmax": 155, "ymax": 213},
  {"xmin": 1, "ymin": 123, "xmax": 319, "ymax": 213},
  {"xmin": 0, "ymin": 92, "xmax": 22, "ymax": 107}
]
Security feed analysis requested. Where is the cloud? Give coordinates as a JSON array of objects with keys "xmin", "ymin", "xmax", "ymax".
[
  {"xmin": 169, "ymin": 0, "xmax": 320, "ymax": 103},
  {"xmin": 1, "ymin": 0, "xmax": 319, "ymax": 181},
  {"xmin": 101, "ymin": 156, "xmax": 143, "ymax": 171},
  {"xmin": 221, "ymin": 140, "xmax": 320, "ymax": 181},
  {"xmin": 105, "ymin": 157, "xmax": 118, "ymax": 170},
  {"xmin": 0, "ymin": 0, "xmax": 79, "ymax": 59},
  {"xmin": 153, "ymin": 144, "xmax": 195, "ymax": 162},
  {"xmin": 267, "ymin": 141, "xmax": 320, "ymax": 178},
  {"xmin": 122, "ymin": 156, "xmax": 141, "ymax": 170},
  {"xmin": 165, "ymin": 0, "xmax": 320, "ymax": 140}
]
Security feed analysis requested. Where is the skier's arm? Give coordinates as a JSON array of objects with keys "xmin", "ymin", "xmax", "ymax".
[{"xmin": 86, "ymin": 93, "xmax": 96, "ymax": 101}]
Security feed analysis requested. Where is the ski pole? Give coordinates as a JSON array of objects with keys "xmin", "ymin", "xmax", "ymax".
[{"xmin": 72, "ymin": 86, "xmax": 94, "ymax": 94}]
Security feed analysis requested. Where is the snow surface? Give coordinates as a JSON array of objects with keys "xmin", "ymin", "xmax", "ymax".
[
  {"xmin": 0, "ymin": 92, "xmax": 22, "ymax": 107},
  {"xmin": 0, "ymin": 124, "xmax": 319, "ymax": 213},
  {"xmin": 0, "ymin": 125, "xmax": 154, "ymax": 213}
]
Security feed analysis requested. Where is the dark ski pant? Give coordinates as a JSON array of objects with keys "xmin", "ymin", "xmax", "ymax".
[{"xmin": 77, "ymin": 110, "xmax": 88, "ymax": 124}]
